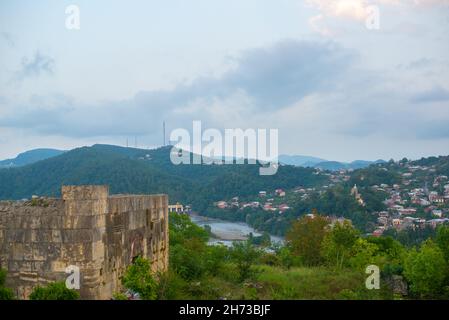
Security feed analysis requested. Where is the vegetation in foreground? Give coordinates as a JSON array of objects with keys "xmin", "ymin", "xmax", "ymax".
[
  {"xmin": 115, "ymin": 212, "xmax": 449, "ymax": 300},
  {"xmin": 1, "ymin": 212, "xmax": 448, "ymax": 300}
]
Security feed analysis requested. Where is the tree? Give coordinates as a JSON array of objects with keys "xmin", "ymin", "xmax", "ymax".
[
  {"xmin": 276, "ymin": 246, "xmax": 299, "ymax": 269},
  {"xmin": 121, "ymin": 257, "xmax": 157, "ymax": 300},
  {"xmin": 156, "ymin": 270, "xmax": 188, "ymax": 300},
  {"xmin": 321, "ymin": 220, "xmax": 359, "ymax": 269},
  {"xmin": 285, "ymin": 213, "xmax": 329, "ymax": 266},
  {"xmin": 230, "ymin": 241, "xmax": 261, "ymax": 281},
  {"xmin": 436, "ymin": 225, "xmax": 449, "ymax": 262},
  {"xmin": 169, "ymin": 212, "xmax": 209, "ymax": 246},
  {"xmin": 29, "ymin": 282, "xmax": 79, "ymax": 300},
  {"xmin": 204, "ymin": 245, "xmax": 229, "ymax": 276},
  {"xmin": 170, "ymin": 238, "xmax": 207, "ymax": 280},
  {"xmin": 349, "ymin": 238, "xmax": 381, "ymax": 271},
  {"xmin": 403, "ymin": 240, "xmax": 447, "ymax": 298}
]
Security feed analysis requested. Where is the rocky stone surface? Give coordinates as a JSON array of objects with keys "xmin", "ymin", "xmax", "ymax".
[{"xmin": 0, "ymin": 185, "xmax": 168, "ymax": 299}]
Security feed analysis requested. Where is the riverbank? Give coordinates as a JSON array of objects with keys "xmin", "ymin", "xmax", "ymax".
[{"xmin": 190, "ymin": 214, "xmax": 284, "ymax": 246}]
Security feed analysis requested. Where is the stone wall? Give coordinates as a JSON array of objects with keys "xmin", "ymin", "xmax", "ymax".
[{"xmin": 0, "ymin": 185, "xmax": 168, "ymax": 299}]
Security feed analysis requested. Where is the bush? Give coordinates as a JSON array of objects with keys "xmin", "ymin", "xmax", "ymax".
[
  {"xmin": 0, "ymin": 287, "xmax": 15, "ymax": 300},
  {"xmin": 321, "ymin": 221, "xmax": 359, "ymax": 269},
  {"xmin": 230, "ymin": 241, "xmax": 261, "ymax": 281},
  {"xmin": 204, "ymin": 245, "xmax": 230, "ymax": 276},
  {"xmin": 260, "ymin": 253, "xmax": 280, "ymax": 267},
  {"xmin": 403, "ymin": 240, "xmax": 447, "ymax": 298},
  {"xmin": 170, "ymin": 239, "xmax": 207, "ymax": 280},
  {"xmin": 156, "ymin": 271, "xmax": 188, "ymax": 300},
  {"xmin": 122, "ymin": 257, "xmax": 157, "ymax": 300},
  {"xmin": 286, "ymin": 214, "xmax": 329, "ymax": 266},
  {"xmin": 0, "ymin": 268, "xmax": 15, "ymax": 300},
  {"xmin": 29, "ymin": 282, "xmax": 79, "ymax": 300}
]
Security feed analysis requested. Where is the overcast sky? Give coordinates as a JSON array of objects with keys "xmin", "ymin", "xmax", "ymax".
[{"xmin": 0, "ymin": 0, "xmax": 448, "ymax": 161}]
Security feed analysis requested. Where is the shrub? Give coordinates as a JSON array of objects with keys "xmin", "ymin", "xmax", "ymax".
[
  {"xmin": 121, "ymin": 257, "xmax": 157, "ymax": 300},
  {"xmin": 29, "ymin": 282, "xmax": 79, "ymax": 300},
  {"xmin": 403, "ymin": 240, "xmax": 447, "ymax": 298}
]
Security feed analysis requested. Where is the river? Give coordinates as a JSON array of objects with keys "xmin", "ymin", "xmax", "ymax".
[{"xmin": 190, "ymin": 214, "xmax": 284, "ymax": 247}]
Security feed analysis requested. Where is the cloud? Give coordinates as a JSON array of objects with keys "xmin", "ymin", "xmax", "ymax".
[
  {"xmin": 0, "ymin": 32, "xmax": 14, "ymax": 47},
  {"xmin": 305, "ymin": 0, "xmax": 449, "ymax": 34},
  {"xmin": 14, "ymin": 51, "xmax": 55, "ymax": 81},
  {"xmin": 411, "ymin": 86, "xmax": 449, "ymax": 103},
  {"xmin": 1, "ymin": 38, "xmax": 447, "ymax": 148},
  {"xmin": 221, "ymin": 40, "xmax": 356, "ymax": 109},
  {"xmin": 413, "ymin": 120, "xmax": 449, "ymax": 139},
  {"xmin": 306, "ymin": 0, "xmax": 371, "ymax": 22},
  {"xmin": 0, "ymin": 39, "xmax": 356, "ymax": 138}
]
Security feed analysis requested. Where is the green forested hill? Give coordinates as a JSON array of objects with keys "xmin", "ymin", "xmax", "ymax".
[
  {"xmin": 0, "ymin": 148, "xmax": 65, "ymax": 168},
  {"xmin": 0, "ymin": 144, "xmax": 328, "ymax": 212}
]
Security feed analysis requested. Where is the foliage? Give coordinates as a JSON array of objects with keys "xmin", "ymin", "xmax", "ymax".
[
  {"xmin": 0, "ymin": 287, "xmax": 14, "ymax": 300},
  {"xmin": 348, "ymin": 238, "xmax": 382, "ymax": 271},
  {"xmin": 29, "ymin": 282, "xmax": 79, "ymax": 300},
  {"xmin": 321, "ymin": 221, "xmax": 359, "ymax": 269},
  {"xmin": 403, "ymin": 240, "xmax": 448, "ymax": 298},
  {"xmin": 112, "ymin": 292, "xmax": 128, "ymax": 300},
  {"xmin": 436, "ymin": 225, "xmax": 449, "ymax": 262},
  {"xmin": 156, "ymin": 270, "xmax": 188, "ymax": 300},
  {"xmin": 0, "ymin": 268, "xmax": 7, "ymax": 287},
  {"xmin": 0, "ymin": 269, "xmax": 14, "ymax": 300},
  {"xmin": 248, "ymin": 232, "xmax": 271, "ymax": 247},
  {"xmin": 383, "ymin": 226, "xmax": 438, "ymax": 247},
  {"xmin": 169, "ymin": 212, "xmax": 209, "ymax": 245},
  {"xmin": 230, "ymin": 241, "xmax": 261, "ymax": 281},
  {"xmin": 121, "ymin": 257, "xmax": 157, "ymax": 300},
  {"xmin": 0, "ymin": 144, "xmax": 328, "ymax": 214},
  {"xmin": 170, "ymin": 238, "xmax": 208, "ymax": 280},
  {"xmin": 285, "ymin": 213, "xmax": 329, "ymax": 266}
]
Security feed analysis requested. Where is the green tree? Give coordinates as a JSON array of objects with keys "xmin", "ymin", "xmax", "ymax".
[
  {"xmin": 169, "ymin": 212, "xmax": 209, "ymax": 246},
  {"xmin": 156, "ymin": 270, "xmax": 188, "ymax": 300},
  {"xmin": 349, "ymin": 238, "xmax": 381, "ymax": 271},
  {"xmin": 204, "ymin": 245, "xmax": 229, "ymax": 276},
  {"xmin": 122, "ymin": 257, "xmax": 157, "ymax": 300},
  {"xmin": 321, "ymin": 221, "xmax": 359, "ymax": 269},
  {"xmin": 436, "ymin": 225, "xmax": 449, "ymax": 262},
  {"xmin": 29, "ymin": 282, "xmax": 79, "ymax": 300},
  {"xmin": 277, "ymin": 246, "xmax": 300, "ymax": 269},
  {"xmin": 285, "ymin": 213, "xmax": 329, "ymax": 266},
  {"xmin": 230, "ymin": 241, "xmax": 261, "ymax": 281},
  {"xmin": 403, "ymin": 240, "xmax": 447, "ymax": 298},
  {"xmin": 170, "ymin": 238, "xmax": 207, "ymax": 280}
]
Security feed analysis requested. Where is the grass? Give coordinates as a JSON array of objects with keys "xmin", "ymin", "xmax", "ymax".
[
  {"xmin": 254, "ymin": 265, "xmax": 366, "ymax": 299},
  {"xmin": 176, "ymin": 264, "xmax": 394, "ymax": 300}
]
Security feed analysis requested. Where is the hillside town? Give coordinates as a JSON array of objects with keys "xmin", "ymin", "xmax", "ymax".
[{"xmin": 208, "ymin": 161, "xmax": 449, "ymax": 237}]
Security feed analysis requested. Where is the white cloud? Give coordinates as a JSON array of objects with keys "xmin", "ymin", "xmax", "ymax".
[{"xmin": 305, "ymin": 0, "xmax": 449, "ymax": 34}]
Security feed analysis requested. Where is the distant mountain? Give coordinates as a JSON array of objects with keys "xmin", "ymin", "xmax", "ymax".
[
  {"xmin": 0, "ymin": 149, "xmax": 65, "ymax": 168},
  {"xmin": 314, "ymin": 161, "xmax": 347, "ymax": 171},
  {"xmin": 0, "ymin": 144, "xmax": 329, "ymax": 212},
  {"xmin": 314, "ymin": 159, "xmax": 386, "ymax": 171},
  {"xmin": 279, "ymin": 154, "xmax": 385, "ymax": 171},
  {"xmin": 278, "ymin": 155, "xmax": 327, "ymax": 167}
]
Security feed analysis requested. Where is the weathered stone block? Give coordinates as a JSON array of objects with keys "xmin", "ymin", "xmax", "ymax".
[{"xmin": 0, "ymin": 186, "xmax": 168, "ymax": 300}]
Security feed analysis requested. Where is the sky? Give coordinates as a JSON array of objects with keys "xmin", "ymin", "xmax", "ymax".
[{"xmin": 0, "ymin": 0, "xmax": 448, "ymax": 162}]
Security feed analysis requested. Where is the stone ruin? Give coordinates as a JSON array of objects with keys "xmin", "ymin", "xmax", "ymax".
[{"xmin": 0, "ymin": 185, "xmax": 168, "ymax": 299}]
